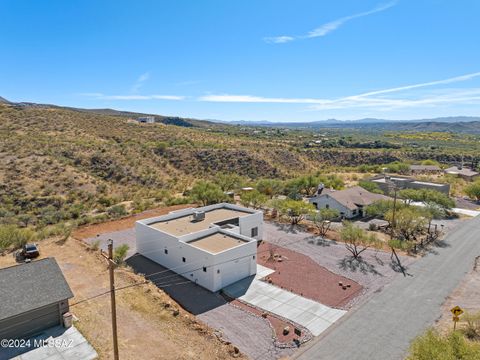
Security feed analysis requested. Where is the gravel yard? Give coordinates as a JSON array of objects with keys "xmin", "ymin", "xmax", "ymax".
[
  {"xmin": 257, "ymin": 242, "xmax": 363, "ymax": 308},
  {"xmin": 198, "ymin": 303, "xmax": 295, "ymax": 360},
  {"xmin": 263, "ymin": 222, "xmax": 417, "ymax": 307}
]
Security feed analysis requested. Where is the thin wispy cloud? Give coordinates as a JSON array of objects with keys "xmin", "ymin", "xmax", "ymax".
[
  {"xmin": 131, "ymin": 72, "xmax": 150, "ymax": 93},
  {"xmin": 264, "ymin": 1, "xmax": 397, "ymax": 44},
  {"xmin": 198, "ymin": 71, "xmax": 480, "ymax": 112},
  {"xmin": 82, "ymin": 93, "xmax": 185, "ymax": 101},
  {"xmin": 198, "ymin": 94, "xmax": 327, "ymax": 104}
]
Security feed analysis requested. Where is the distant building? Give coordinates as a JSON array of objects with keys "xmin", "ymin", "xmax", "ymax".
[
  {"xmin": 308, "ymin": 186, "xmax": 390, "ymax": 219},
  {"xmin": 370, "ymin": 175, "xmax": 450, "ymax": 195},
  {"xmin": 137, "ymin": 116, "xmax": 155, "ymax": 123},
  {"xmin": 444, "ymin": 166, "xmax": 479, "ymax": 182},
  {"xmin": 135, "ymin": 203, "xmax": 263, "ymax": 292},
  {"xmin": 409, "ymin": 164, "xmax": 442, "ymax": 174},
  {"xmin": 0, "ymin": 258, "xmax": 73, "ymax": 340}
]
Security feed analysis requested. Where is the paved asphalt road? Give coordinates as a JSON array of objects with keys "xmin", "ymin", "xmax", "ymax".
[{"xmin": 295, "ymin": 215, "xmax": 480, "ymax": 360}]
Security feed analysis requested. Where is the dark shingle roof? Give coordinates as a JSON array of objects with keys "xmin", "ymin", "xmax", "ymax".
[{"xmin": 0, "ymin": 257, "xmax": 73, "ymax": 320}]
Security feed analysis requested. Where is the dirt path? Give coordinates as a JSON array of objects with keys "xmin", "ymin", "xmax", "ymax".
[{"xmin": 0, "ymin": 236, "xmax": 242, "ymax": 360}]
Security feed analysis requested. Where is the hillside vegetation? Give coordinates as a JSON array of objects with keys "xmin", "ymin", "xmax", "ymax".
[{"xmin": 1, "ymin": 102, "xmax": 479, "ymax": 239}]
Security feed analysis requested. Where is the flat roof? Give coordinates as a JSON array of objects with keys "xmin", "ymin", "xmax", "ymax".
[
  {"xmin": 187, "ymin": 233, "xmax": 249, "ymax": 254},
  {"xmin": 372, "ymin": 177, "xmax": 410, "ymax": 183},
  {"xmin": 149, "ymin": 208, "xmax": 251, "ymax": 236}
]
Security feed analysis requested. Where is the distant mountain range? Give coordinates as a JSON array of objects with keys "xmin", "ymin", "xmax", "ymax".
[
  {"xmin": 218, "ymin": 116, "xmax": 480, "ymax": 127},
  {"xmin": 2, "ymin": 96, "xmax": 480, "ymax": 133}
]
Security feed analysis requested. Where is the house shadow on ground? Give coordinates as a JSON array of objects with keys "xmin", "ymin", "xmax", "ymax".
[{"xmin": 126, "ymin": 254, "xmax": 251, "ymax": 315}]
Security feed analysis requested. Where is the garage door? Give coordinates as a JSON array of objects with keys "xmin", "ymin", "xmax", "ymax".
[
  {"xmin": 0, "ymin": 303, "xmax": 61, "ymax": 340},
  {"xmin": 220, "ymin": 257, "xmax": 251, "ymax": 289}
]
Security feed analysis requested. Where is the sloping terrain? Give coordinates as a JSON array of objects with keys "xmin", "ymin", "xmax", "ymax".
[{"xmin": 1, "ymin": 101, "xmax": 479, "ymax": 229}]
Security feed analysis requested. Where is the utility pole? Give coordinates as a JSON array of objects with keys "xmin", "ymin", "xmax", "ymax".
[
  {"xmin": 386, "ymin": 176, "xmax": 406, "ymax": 277},
  {"xmin": 101, "ymin": 240, "xmax": 119, "ymax": 360}
]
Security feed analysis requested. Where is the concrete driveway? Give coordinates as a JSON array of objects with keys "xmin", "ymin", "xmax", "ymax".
[
  {"xmin": 224, "ymin": 265, "xmax": 346, "ymax": 336},
  {"xmin": 1, "ymin": 326, "xmax": 97, "ymax": 360}
]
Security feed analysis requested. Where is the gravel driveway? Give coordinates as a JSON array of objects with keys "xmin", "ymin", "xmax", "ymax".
[{"xmin": 263, "ymin": 222, "xmax": 416, "ymax": 307}]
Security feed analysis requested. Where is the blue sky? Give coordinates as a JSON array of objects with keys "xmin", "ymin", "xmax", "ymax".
[{"xmin": 1, "ymin": 0, "xmax": 480, "ymax": 122}]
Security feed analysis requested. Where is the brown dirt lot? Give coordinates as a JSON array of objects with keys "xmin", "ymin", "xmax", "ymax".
[
  {"xmin": 73, "ymin": 204, "xmax": 194, "ymax": 239},
  {"xmin": 257, "ymin": 242, "xmax": 363, "ymax": 309},
  {"xmin": 0, "ymin": 235, "xmax": 243, "ymax": 360}
]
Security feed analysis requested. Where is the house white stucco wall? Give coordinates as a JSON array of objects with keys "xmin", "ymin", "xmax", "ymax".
[
  {"xmin": 309, "ymin": 194, "xmax": 355, "ymax": 218},
  {"xmin": 135, "ymin": 203, "xmax": 261, "ymax": 292}
]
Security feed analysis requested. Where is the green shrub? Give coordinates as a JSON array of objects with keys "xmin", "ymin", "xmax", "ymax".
[
  {"xmin": 0, "ymin": 225, "xmax": 37, "ymax": 251},
  {"xmin": 113, "ymin": 244, "xmax": 130, "ymax": 264},
  {"xmin": 407, "ymin": 328, "xmax": 480, "ymax": 360},
  {"xmin": 107, "ymin": 204, "xmax": 128, "ymax": 218}
]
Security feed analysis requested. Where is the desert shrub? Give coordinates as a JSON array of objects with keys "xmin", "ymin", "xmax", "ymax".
[
  {"xmin": 462, "ymin": 312, "xmax": 480, "ymax": 340},
  {"xmin": 407, "ymin": 328, "xmax": 480, "ymax": 360},
  {"xmin": 358, "ymin": 180, "xmax": 383, "ymax": 194},
  {"xmin": 164, "ymin": 196, "xmax": 191, "ymax": 206},
  {"xmin": 465, "ymin": 181, "xmax": 480, "ymax": 201},
  {"xmin": 132, "ymin": 198, "xmax": 153, "ymax": 213},
  {"xmin": 114, "ymin": 244, "xmax": 130, "ymax": 264},
  {"xmin": 90, "ymin": 239, "xmax": 101, "ymax": 251},
  {"xmin": 37, "ymin": 223, "xmax": 71, "ymax": 240},
  {"xmin": 0, "ymin": 225, "xmax": 37, "ymax": 251},
  {"xmin": 107, "ymin": 204, "xmax": 128, "ymax": 218}
]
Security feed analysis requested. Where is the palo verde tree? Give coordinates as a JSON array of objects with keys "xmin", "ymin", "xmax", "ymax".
[
  {"xmin": 399, "ymin": 188, "xmax": 454, "ymax": 210},
  {"xmin": 385, "ymin": 206, "xmax": 429, "ymax": 241},
  {"xmin": 214, "ymin": 173, "xmax": 245, "ymax": 192},
  {"xmin": 240, "ymin": 190, "xmax": 268, "ymax": 209},
  {"xmin": 277, "ymin": 199, "xmax": 315, "ymax": 225},
  {"xmin": 189, "ymin": 180, "xmax": 226, "ymax": 206},
  {"xmin": 341, "ymin": 222, "xmax": 379, "ymax": 259},
  {"xmin": 313, "ymin": 208, "xmax": 340, "ymax": 237},
  {"xmin": 255, "ymin": 179, "xmax": 284, "ymax": 198}
]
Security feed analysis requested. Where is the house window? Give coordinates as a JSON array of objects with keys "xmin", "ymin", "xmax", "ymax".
[
  {"xmin": 164, "ymin": 249, "xmax": 168, "ymax": 254},
  {"xmin": 203, "ymin": 267, "xmax": 207, "ymax": 272},
  {"xmin": 182, "ymin": 257, "xmax": 186, "ymax": 262},
  {"xmin": 352, "ymin": 209, "xmax": 357, "ymax": 215},
  {"xmin": 253, "ymin": 255, "xmax": 256, "ymax": 260},
  {"xmin": 217, "ymin": 269, "xmax": 220, "ymax": 274},
  {"xmin": 325, "ymin": 204, "xmax": 330, "ymax": 209},
  {"xmin": 251, "ymin": 227, "xmax": 258, "ymax": 237}
]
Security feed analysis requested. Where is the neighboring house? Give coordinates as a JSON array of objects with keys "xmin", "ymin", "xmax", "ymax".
[
  {"xmin": 308, "ymin": 186, "xmax": 390, "ymax": 219},
  {"xmin": 370, "ymin": 175, "xmax": 450, "ymax": 195},
  {"xmin": 137, "ymin": 116, "xmax": 155, "ymax": 123},
  {"xmin": 135, "ymin": 203, "xmax": 263, "ymax": 292},
  {"xmin": 444, "ymin": 166, "xmax": 479, "ymax": 181},
  {"xmin": 409, "ymin": 164, "xmax": 442, "ymax": 174},
  {"xmin": 0, "ymin": 258, "xmax": 73, "ymax": 340}
]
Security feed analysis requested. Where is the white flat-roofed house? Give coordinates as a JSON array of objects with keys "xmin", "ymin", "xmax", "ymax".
[
  {"xmin": 135, "ymin": 203, "xmax": 263, "ymax": 292},
  {"xmin": 444, "ymin": 166, "xmax": 479, "ymax": 182},
  {"xmin": 137, "ymin": 116, "xmax": 155, "ymax": 123}
]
